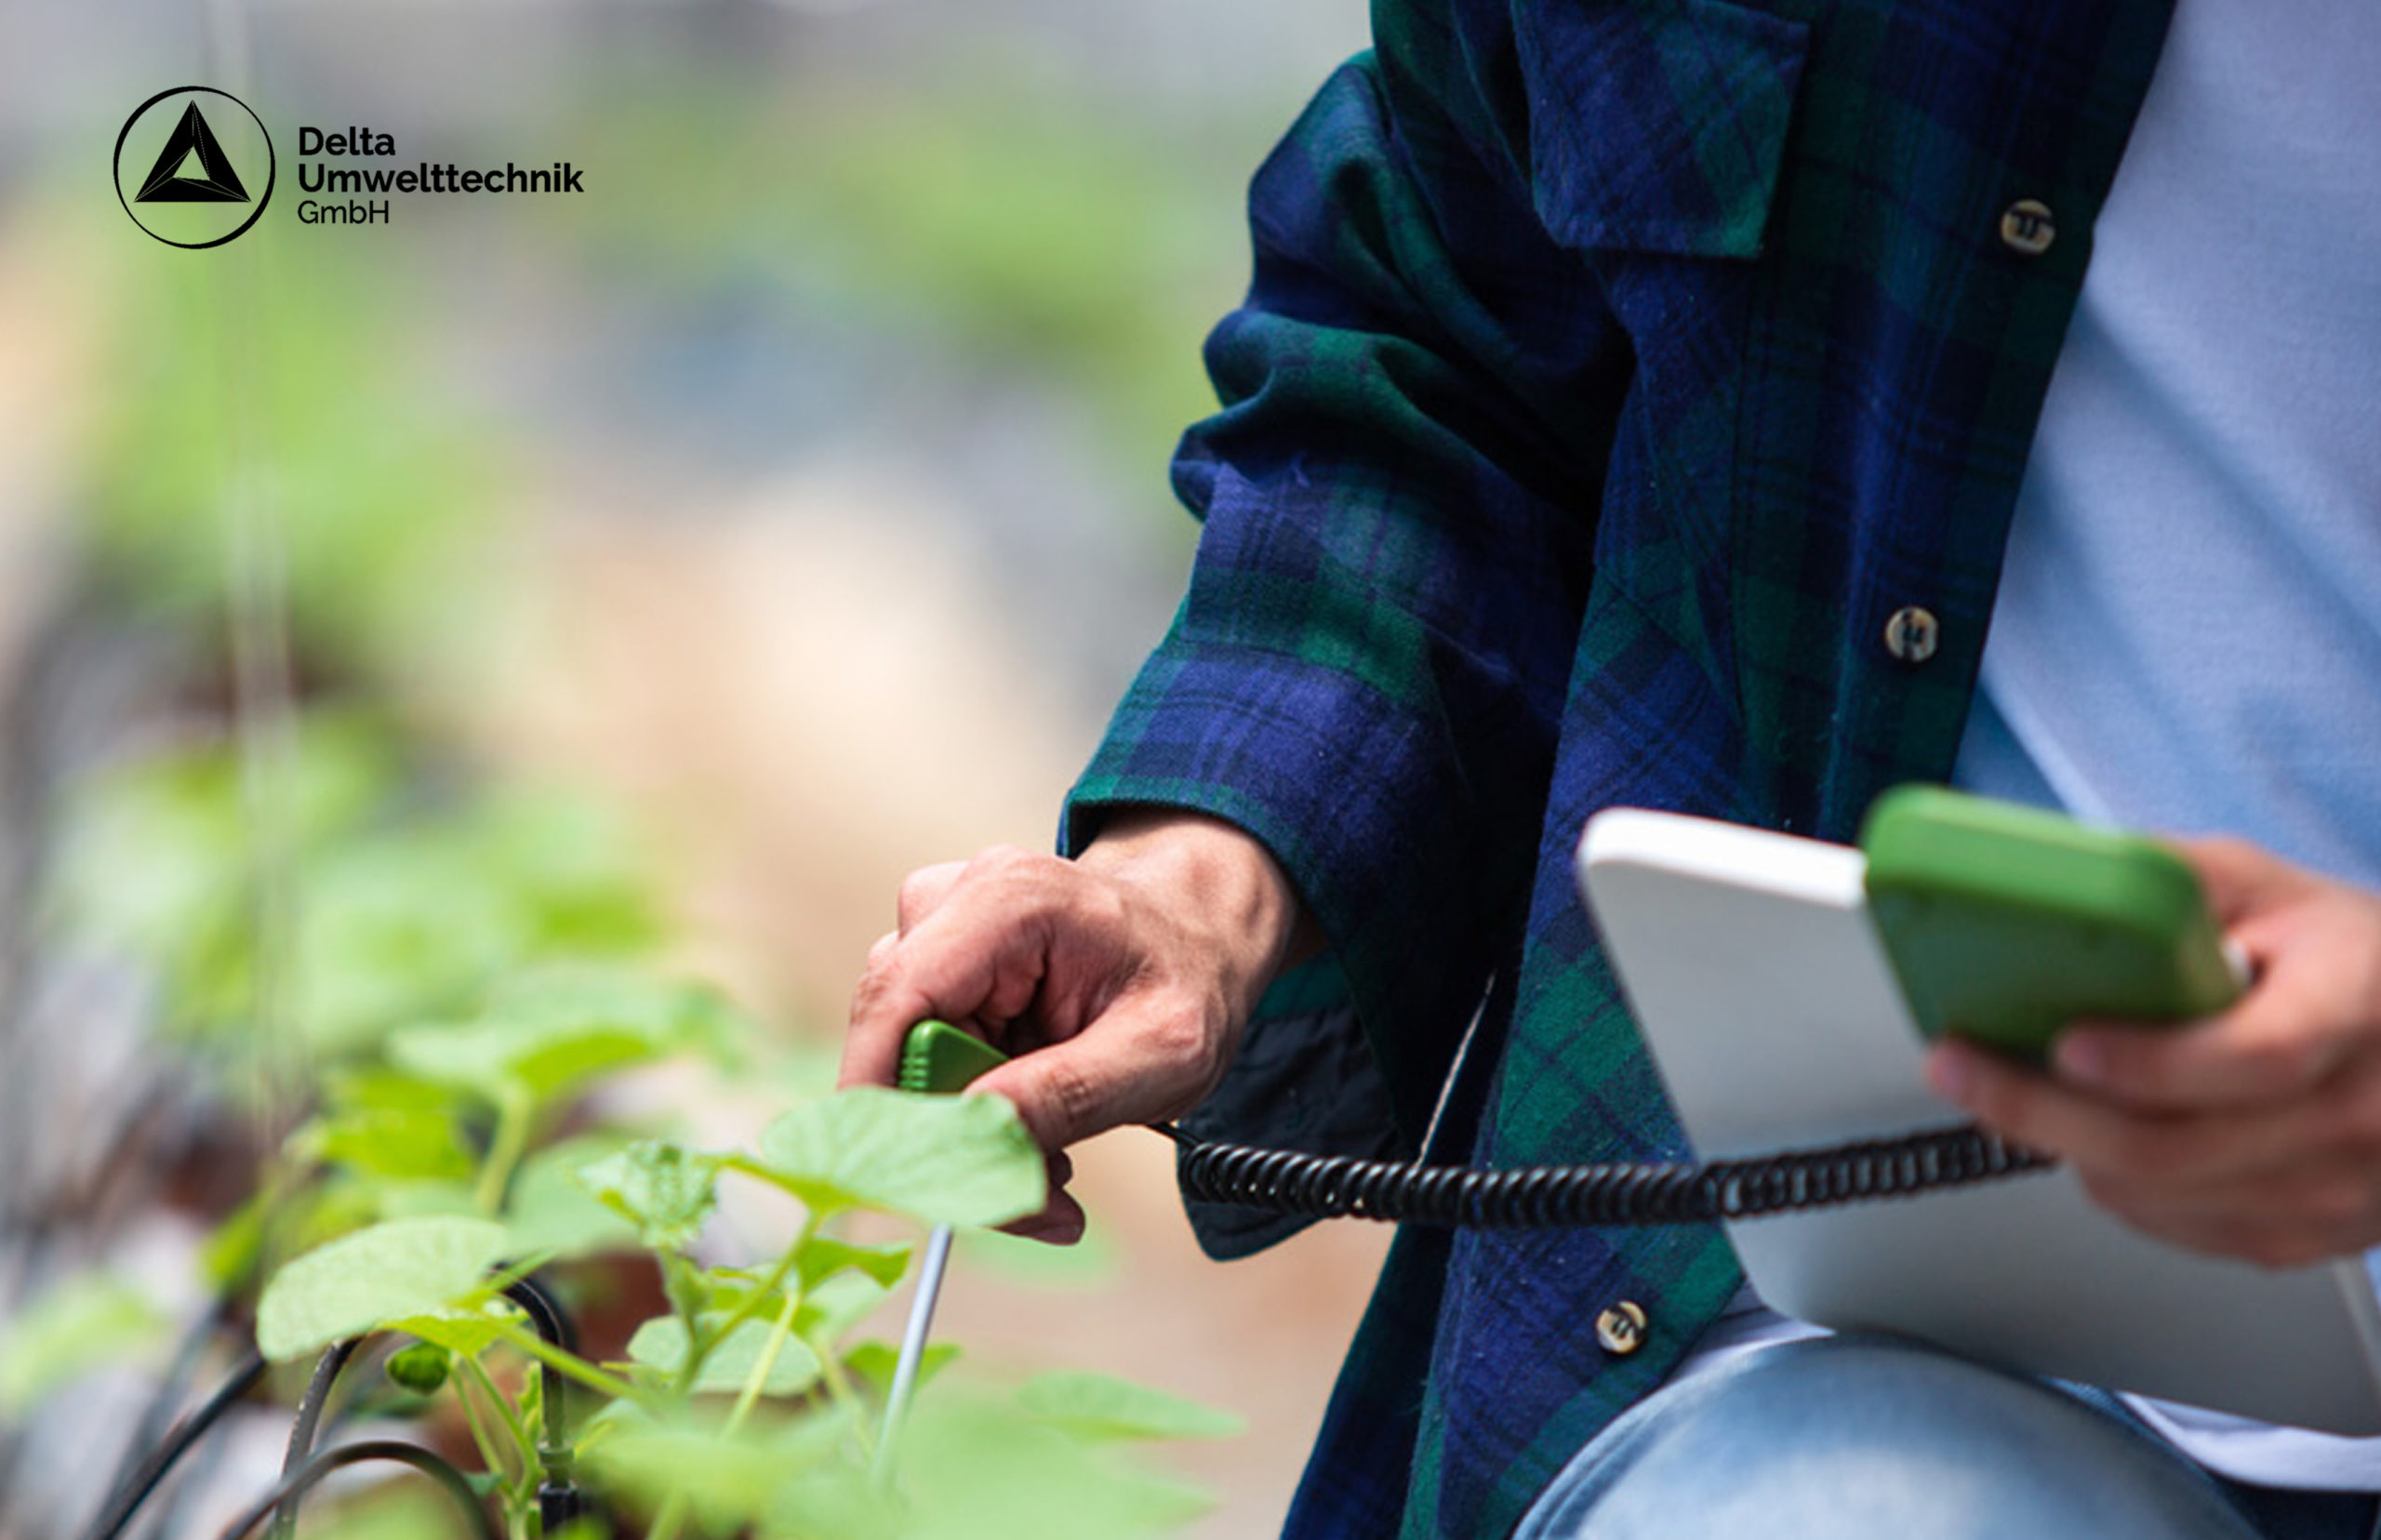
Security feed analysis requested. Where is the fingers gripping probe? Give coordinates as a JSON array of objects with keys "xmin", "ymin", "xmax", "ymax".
[{"xmin": 875, "ymin": 1021, "xmax": 1014, "ymax": 1489}]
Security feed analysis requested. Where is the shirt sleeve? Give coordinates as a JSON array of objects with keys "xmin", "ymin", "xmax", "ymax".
[{"xmin": 1061, "ymin": 6, "xmax": 1627, "ymax": 1157}]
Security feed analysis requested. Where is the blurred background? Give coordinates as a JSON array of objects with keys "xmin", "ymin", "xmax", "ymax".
[{"xmin": 0, "ymin": 0, "xmax": 1390, "ymax": 1534}]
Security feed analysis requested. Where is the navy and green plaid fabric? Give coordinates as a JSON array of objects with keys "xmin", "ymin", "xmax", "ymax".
[{"xmin": 1062, "ymin": 1, "xmax": 2176, "ymax": 1535}]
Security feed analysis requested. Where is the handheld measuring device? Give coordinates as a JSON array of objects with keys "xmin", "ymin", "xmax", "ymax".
[
  {"xmin": 1581, "ymin": 796, "xmax": 2381, "ymax": 1434},
  {"xmin": 1860, "ymin": 786, "xmax": 2243, "ymax": 1058}
]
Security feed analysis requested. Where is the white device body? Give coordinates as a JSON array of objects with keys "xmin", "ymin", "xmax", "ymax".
[{"xmin": 1578, "ymin": 807, "xmax": 2381, "ymax": 1435}]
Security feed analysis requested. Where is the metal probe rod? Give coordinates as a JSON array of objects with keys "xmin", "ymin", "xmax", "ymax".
[{"xmin": 871, "ymin": 1220, "xmax": 953, "ymax": 1488}]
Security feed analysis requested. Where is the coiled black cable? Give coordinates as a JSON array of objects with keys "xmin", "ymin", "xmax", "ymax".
[{"xmin": 1167, "ymin": 1121, "xmax": 2053, "ymax": 1228}]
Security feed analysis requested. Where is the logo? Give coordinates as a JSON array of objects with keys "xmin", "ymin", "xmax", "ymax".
[{"xmin": 113, "ymin": 86, "xmax": 275, "ymax": 248}]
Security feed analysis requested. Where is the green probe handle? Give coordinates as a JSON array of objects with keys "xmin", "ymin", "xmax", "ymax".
[{"xmin": 898, "ymin": 1018, "xmax": 1011, "ymax": 1094}]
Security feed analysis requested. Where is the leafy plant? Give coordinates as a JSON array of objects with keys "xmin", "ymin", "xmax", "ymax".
[
  {"xmin": 249, "ymin": 1084, "xmax": 1231, "ymax": 1540},
  {"xmin": 34, "ymin": 709, "xmax": 1239, "ymax": 1539}
]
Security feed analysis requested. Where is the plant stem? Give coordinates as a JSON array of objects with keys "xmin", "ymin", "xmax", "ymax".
[
  {"xmin": 491, "ymin": 1322, "xmax": 644, "ymax": 1406},
  {"xmin": 453, "ymin": 1367, "xmax": 516, "ymax": 1483},
  {"xmin": 660, "ymin": 1250, "xmax": 705, "ymax": 1389},
  {"xmin": 473, "ymin": 1360, "xmax": 547, "ymax": 1540},
  {"xmin": 451, "ymin": 1365, "xmax": 528, "ymax": 1538},
  {"xmin": 818, "ymin": 1342, "xmax": 875, "ymax": 1462},
  {"xmin": 475, "ymin": 1087, "xmax": 535, "ymax": 1215},
  {"xmin": 645, "ymin": 1288, "xmax": 794, "ymax": 1540},
  {"xmin": 648, "ymin": 1211, "xmax": 828, "ymax": 1540},
  {"xmin": 676, "ymin": 1211, "xmax": 818, "ymax": 1395},
  {"xmin": 723, "ymin": 1288, "xmax": 802, "ymax": 1437},
  {"xmin": 459, "ymin": 1355, "xmax": 536, "ymax": 1489}
]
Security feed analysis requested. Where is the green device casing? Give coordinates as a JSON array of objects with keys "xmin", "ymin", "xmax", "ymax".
[
  {"xmin": 1859, "ymin": 786, "xmax": 2240, "ymax": 1059},
  {"xmin": 898, "ymin": 1018, "xmax": 1010, "ymax": 1095}
]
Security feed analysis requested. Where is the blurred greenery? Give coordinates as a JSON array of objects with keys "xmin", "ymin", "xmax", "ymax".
[
  {"xmin": 0, "ymin": 1275, "xmax": 171, "ymax": 1415},
  {"xmin": 50, "ymin": 710, "xmax": 665, "ymax": 1062},
  {"xmin": 557, "ymin": 66, "xmax": 1259, "ymax": 492},
  {"xmin": 79, "ymin": 244, "xmax": 507, "ymax": 684},
  {"xmin": 59, "ymin": 45, "xmax": 1283, "ymax": 694}
]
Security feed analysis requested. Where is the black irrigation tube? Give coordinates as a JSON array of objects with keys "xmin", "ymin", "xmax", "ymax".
[
  {"xmin": 87, "ymin": 1268, "xmax": 583, "ymax": 1540},
  {"xmin": 500, "ymin": 1275, "xmax": 583, "ymax": 1533},
  {"xmin": 265, "ymin": 1339, "xmax": 362, "ymax": 1540},
  {"xmin": 209, "ymin": 1440, "xmax": 495, "ymax": 1540},
  {"xmin": 81, "ymin": 1348, "xmax": 268, "ymax": 1540},
  {"xmin": 103, "ymin": 1303, "xmax": 233, "ymax": 1517},
  {"xmin": 261, "ymin": 1273, "xmax": 583, "ymax": 1537}
]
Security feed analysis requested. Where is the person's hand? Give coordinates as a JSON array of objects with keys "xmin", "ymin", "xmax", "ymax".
[
  {"xmin": 841, "ymin": 810, "xmax": 1312, "ymax": 1242},
  {"xmin": 1926, "ymin": 837, "xmax": 2381, "ymax": 1268}
]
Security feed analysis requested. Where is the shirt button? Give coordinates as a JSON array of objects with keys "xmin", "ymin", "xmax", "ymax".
[
  {"xmin": 1595, "ymin": 1301, "xmax": 1648, "ymax": 1356},
  {"xmin": 1999, "ymin": 199, "xmax": 2056, "ymax": 256},
  {"xmin": 1883, "ymin": 605, "xmax": 1940, "ymax": 664}
]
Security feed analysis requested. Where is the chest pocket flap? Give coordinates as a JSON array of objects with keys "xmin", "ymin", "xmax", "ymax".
[{"xmin": 1518, "ymin": 0, "xmax": 1810, "ymax": 259}]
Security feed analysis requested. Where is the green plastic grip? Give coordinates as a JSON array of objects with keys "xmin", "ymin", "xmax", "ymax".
[{"xmin": 898, "ymin": 1019, "xmax": 1011, "ymax": 1095}]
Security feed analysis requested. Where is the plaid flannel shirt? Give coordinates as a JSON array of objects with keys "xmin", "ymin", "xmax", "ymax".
[{"xmin": 1061, "ymin": 1, "xmax": 2177, "ymax": 1534}]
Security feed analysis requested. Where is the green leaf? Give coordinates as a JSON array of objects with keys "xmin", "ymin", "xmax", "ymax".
[
  {"xmin": 703, "ymin": 1318, "xmax": 823, "ymax": 1398},
  {"xmin": 466, "ymin": 790, "xmax": 662, "ymax": 956},
  {"xmin": 257, "ymin": 1215, "xmax": 509, "ymax": 1361},
  {"xmin": 370, "ymin": 1180, "xmax": 482, "ymax": 1222},
  {"xmin": 957, "ymin": 1224, "xmax": 1117, "ymax": 1290},
  {"xmin": 388, "ymin": 970, "xmax": 728, "ymax": 1109},
  {"xmin": 1015, "ymin": 1371, "xmax": 1244, "ymax": 1442},
  {"xmin": 625, "ymin": 1315, "xmax": 822, "ymax": 1398},
  {"xmin": 750, "ymin": 1089, "xmax": 1044, "ymax": 1228},
  {"xmin": 388, "ymin": 1306, "xmax": 510, "ymax": 1358},
  {"xmin": 892, "ymin": 1392, "xmax": 1214, "ymax": 1540},
  {"xmin": 763, "ymin": 1466, "xmax": 888, "ymax": 1540},
  {"xmin": 796, "ymin": 1237, "xmax": 911, "ymax": 1292},
  {"xmin": 590, "ymin": 1409, "xmax": 866, "ymax": 1535},
  {"xmin": 793, "ymin": 1272, "xmax": 892, "ymax": 1346},
  {"xmin": 300, "ymin": 1105, "xmax": 474, "ymax": 1182},
  {"xmin": 504, "ymin": 1140, "xmax": 641, "ymax": 1261},
  {"xmin": 389, "ymin": 1019, "xmax": 651, "ymax": 1109},
  {"xmin": 575, "ymin": 1394, "xmax": 652, "ymax": 1457},
  {"xmin": 294, "ymin": 834, "xmax": 527, "ymax": 1056},
  {"xmin": 843, "ymin": 1339, "xmax": 959, "ymax": 1401},
  {"xmin": 589, "ymin": 1424, "xmax": 794, "ymax": 1535},
  {"xmin": 306, "ymin": 1486, "xmax": 458, "ymax": 1540},
  {"xmin": 0, "ymin": 1277, "xmax": 170, "ymax": 1414},
  {"xmin": 576, "ymin": 1142, "xmax": 718, "ymax": 1253}
]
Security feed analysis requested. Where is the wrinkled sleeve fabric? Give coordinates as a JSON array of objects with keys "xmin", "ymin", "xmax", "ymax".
[{"xmin": 1061, "ymin": 5, "xmax": 1627, "ymax": 1172}]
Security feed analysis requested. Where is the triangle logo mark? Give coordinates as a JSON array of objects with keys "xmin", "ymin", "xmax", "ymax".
[{"xmin": 135, "ymin": 102, "xmax": 251, "ymax": 204}]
